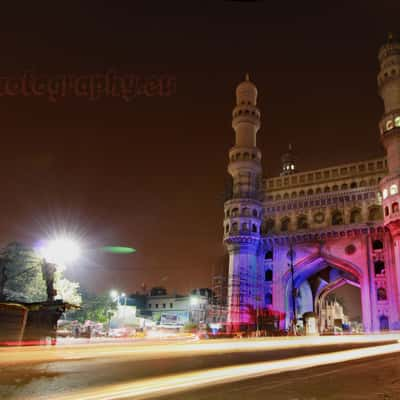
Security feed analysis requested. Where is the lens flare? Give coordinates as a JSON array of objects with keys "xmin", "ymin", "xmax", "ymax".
[
  {"xmin": 38, "ymin": 237, "xmax": 81, "ymax": 265},
  {"xmin": 101, "ymin": 246, "xmax": 136, "ymax": 254}
]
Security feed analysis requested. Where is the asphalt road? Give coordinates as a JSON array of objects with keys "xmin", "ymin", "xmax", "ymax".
[
  {"xmin": 161, "ymin": 352, "xmax": 400, "ymax": 400},
  {"xmin": 0, "ymin": 335, "xmax": 399, "ymax": 400}
]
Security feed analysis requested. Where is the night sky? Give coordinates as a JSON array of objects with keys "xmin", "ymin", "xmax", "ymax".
[{"xmin": 0, "ymin": 2, "xmax": 399, "ymax": 296}]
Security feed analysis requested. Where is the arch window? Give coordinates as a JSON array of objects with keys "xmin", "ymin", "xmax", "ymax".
[
  {"xmin": 350, "ymin": 182, "xmax": 357, "ymax": 189},
  {"xmin": 297, "ymin": 215, "xmax": 308, "ymax": 230},
  {"xmin": 373, "ymin": 239, "xmax": 383, "ymax": 250},
  {"xmin": 275, "ymin": 194, "xmax": 282, "ymax": 201},
  {"xmin": 242, "ymin": 207, "xmax": 250, "ymax": 216},
  {"xmin": 265, "ymin": 269, "xmax": 273, "ymax": 281},
  {"xmin": 252, "ymin": 224, "xmax": 257, "ymax": 233},
  {"xmin": 291, "ymin": 191, "xmax": 297, "ymax": 198},
  {"xmin": 395, "ymin": 116, "xmax": 400, "ymax": 127},
  {"xmin": 231, "ymin": 208, "xmax": 239, "ymax": 217},
  {"xmin": 316, "ymin": 187, "xmax": 322, "ymax": 194},
  {"xmin": 232, "ymin": 222, "xmax": 238, "ymax": 232},
  {"xmin": 265, "ymin": 249, "xmax": 273, "ymax": 260},
  {"xmin": 374, "ymin": 260, "xmax": 385, "ymax": 275},
  {"xmin": 360, "ymin": 180, "xmax": 367, "ymax": 187},
  {"xmin": 265, "ymin": 292, "xmax": 272, "ymax": 305},
  {"xmin": 385, "ymin": 206, "xmax": 389, "ymax": 216},
  {"xmin": 392, "ymin": 202, "xmax": 399, "ymax": 213},
  {"xmin": 386, "ymin": 120, "xmax": 394, "ymax": 130},
  {"xmin": 331, "ymin": 210, "xmax": 343, "ymax": 226},
  {"xmin": 332, "ymin": 185, "xmax": 339, "ymax": 191},
  {"xmin": 369, "ymin": 178, "xmax": 376, "ymax": 186},
  {"xmin": 242, "ymin": 223, "xmax": 249, "ymax": 232},
  {"xmin": 281, "ymin": 217, "xmax": 290, "ymax": 232},
  {"xmin": 341, "ymin": 183, "xmax": 348, "ymax": 190},
  {"xmin": 252, "ymin": 209, "xmax": 258, "ymax": 217},
  {"xmin": 383, "ymin": 188, "xmax": 388, "ymax": 199},
  {"xmin": 324, "ymin": 186, "xmax": 330, "ymax": 193},
  {"xmin": 377, "ymin": 287, "xmax": 387, "ymax": 301},
  {"xmin": 390, "ymin": 184, "xmax": 398, "ymax": 195},
  {"xmin": 307, "ymin": 189, "xmax": 314, "ymax": 195},
  {"xmin": 243, "ymin": 152, "xmax": 250, "ymax": 160},
  {"xmin": 299, "ymin": 190, "xmax": 305, "ymax": 197},
  {"xmin": 369, "ymin": 206, "xmax": 382, "ymax": 220},
  {"xmin": 225, "ymin": 224, "xmax": 229, "ymax": 233},
  {"xmin": 283, "ymin": 193, "xmax": 289, "ymax": 199},
  {"xmin": 350, "ymin": 208, "xmax": 362, "ymax": 223},
  {"xmin": 264, "ymin": 219, "xmax": 275, "ymax": 233}
]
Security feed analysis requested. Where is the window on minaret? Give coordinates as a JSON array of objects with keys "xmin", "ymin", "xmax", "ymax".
[
  {"xmin": 265, "ymin": 270, "xmax": 273, "ymax": 281},
  {"xmin": 374, "ymin": 260, "xmax": 385, "ymax": 275},
  {"xmin": 377, "ymin": 287, "xmax": 387, "ymax": 301},
  {"xmin": 395, "ymin": 116, "xmax": 400, "ymax": 127},
  {"xmin": 392, "ymin": 202, "xmax": 399, "ymax": 213},
  {"xmin": 390, "ymin": 184, "xmax": 398, "ymax": 195}
]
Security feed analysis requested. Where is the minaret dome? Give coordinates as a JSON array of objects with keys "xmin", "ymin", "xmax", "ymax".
[{"xmin": 236, "ymin": 73, "xmax": 258, "ymax": 106}]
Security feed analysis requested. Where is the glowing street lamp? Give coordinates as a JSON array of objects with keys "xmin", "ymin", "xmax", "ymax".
[
  {"xmin": 190, "ymin": 296, "xmax": 199, "ymax": 306},
  {"xmin": 37, "ymin": 235, "xmax": 81, "ymax": 302},
  {"xmin": 110, "ymin": 290, "xmax": 119, "ymax": 301},
  {"xmin": 38, "ymin": 237, "xmax": 81, "ymax": 267}
]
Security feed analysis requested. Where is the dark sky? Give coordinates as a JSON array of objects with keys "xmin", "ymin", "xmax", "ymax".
[{"xmin": 0, "ymin": 1, "xmax": 399, "ymax": 295}]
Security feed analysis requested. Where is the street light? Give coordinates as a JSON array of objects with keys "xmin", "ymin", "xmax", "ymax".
[
  {"xmin": 38, "ymin": 236, "xmax": 81, "ymax": 267},
  {"xmin": 190, "ymin": 296, "xmax": 199, "ymax": 306},
  {"xmin": 36, "ymin": 235, "xmax": 81, "ymax": 302}
]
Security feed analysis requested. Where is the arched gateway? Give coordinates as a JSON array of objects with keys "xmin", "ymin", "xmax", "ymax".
[{"xmin": 223, "ymin": 36, "xmax": 400, "ymax": 334}]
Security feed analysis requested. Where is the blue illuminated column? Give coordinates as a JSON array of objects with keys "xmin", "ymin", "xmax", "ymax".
[{"xmin": 223, "ymin": 74, "xmax": 264, "ymax": 331}]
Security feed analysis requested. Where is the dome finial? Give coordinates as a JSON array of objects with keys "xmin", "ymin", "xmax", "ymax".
[{"xmin": 245, "ymin": 72, "xmax": 250, "ymax": 81}]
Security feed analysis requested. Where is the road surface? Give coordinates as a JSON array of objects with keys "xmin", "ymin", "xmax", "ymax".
[{"xmin": 0, "ymin": 335, "xmax": 399, "ymax": 400}]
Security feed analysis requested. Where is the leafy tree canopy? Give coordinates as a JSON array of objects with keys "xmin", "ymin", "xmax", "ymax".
[
  {"xmin": 66, "ymin": 289, "xmax": 116, "ymax": 323},
  {"xmin": 0, "ymin": 241, "xmax": 81, "ymax": 305}
]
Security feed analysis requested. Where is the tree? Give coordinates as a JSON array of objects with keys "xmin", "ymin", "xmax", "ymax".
[
  {"xmin": 66, "ymin": 289, "xmax": 116, "ymax": 323},
  {"xmin": 54, "ymin": 265, "xmax": 82, "ymax": 306},
  {"xmin": 0, "ymin": 241, "xmax": 81, "ymax": 305},
  {"xmin": 0, "ymin": 242, "xmax": 47, "ymax": 302}
]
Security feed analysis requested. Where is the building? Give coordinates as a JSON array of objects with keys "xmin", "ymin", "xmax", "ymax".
[
  {"xmin": 319, "ymin": 299, "xmax": 349, "ymax": 333},
  {"xmin": 223, "ymin": 34, "xmax": 400, "ymax": 333},
  {"xmin": 131, "ymin": 288, "xmax": 209, "ymax": 327}
]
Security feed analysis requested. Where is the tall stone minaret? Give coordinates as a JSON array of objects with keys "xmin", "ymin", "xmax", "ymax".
[
  {"xmin": 378, "ymin": 33, "xmax": 400, "ymax": 320},
  {"xmin": 223, "ymin": 74, "xmax": 264, "ymax": 331}
]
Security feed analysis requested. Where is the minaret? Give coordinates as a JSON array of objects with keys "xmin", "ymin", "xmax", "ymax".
[
  {"xmin": 223, "ymin": 74, "xmax": 264, "ymax": 331},
  {"xmin": 379, "ymin": 34, "xmax": 400, "ymax": 233},
  {"xmin": 378, "ymin": 33, "xmax": 400, "ymax": 325},
  {"xmin": 280, "ymin": 144, "xmax": 296, "ymax": 176}
]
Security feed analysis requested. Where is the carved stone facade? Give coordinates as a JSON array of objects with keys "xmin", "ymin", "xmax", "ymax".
[{"xmin": 223, "ymin": 35, "xmax": 400, "ymax": 333}]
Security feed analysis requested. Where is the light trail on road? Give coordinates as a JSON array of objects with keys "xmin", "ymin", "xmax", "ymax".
[
  {"xmin": 49, "ymin": 341, "xmax": 400, "ymax": 400},
  {"xmin": 1, "ymin": 334, "xmax": 398, "ymax": 366}
]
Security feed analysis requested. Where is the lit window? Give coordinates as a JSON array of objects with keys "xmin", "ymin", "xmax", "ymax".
[
  {"xmin": 386, "ymin": 120, "xmax": 394, "ymax": 130},
  {"xmin": 291, "ymin": 164, "xmax": 294, "ymax": 170},
  {"xmin": 390, "ymin": 184, "xmax": 398, "ymax": 195},
  {"xmin": 395, "ymin": 116, "xmax": 400, "ymax": 127},
  {"xmin": 383, "ymin": 189, "xmax": 388, "ymax": 199}
]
